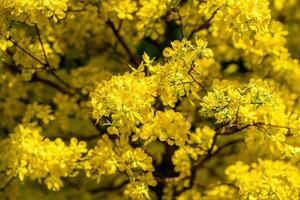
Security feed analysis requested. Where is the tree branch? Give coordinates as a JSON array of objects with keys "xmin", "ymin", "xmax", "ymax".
[
  {"xmin": 188, "ymin": 62, "xmax": 207, "ymax": 92},
  {"xmin": 217, "ymin": 122, "xmax": 295, "ymax": 136},
  {"xmin": 31, "ymin": 74, "xmax": 74, "ymax": 96},
  {"xmin": 0, "ymin": 177, "xmax": 14, "ymax": 192},
  {"xmin": 34, "ymin": 24, "xmax": 75, "ymax": 91},
  {"xmin": 7, "ymin": 37, "xmax": 46, "ymax": 66},
  {"xmin": 106, "ymin": 20, "xmax": 139, "ymax": 66},
  {"xmin": 34, "ymin": 24, "xmax": 51, "ymax": 69},
  {"xmin": 188, "ymin": 8, "xmax": 219, "ymax": 40},
  {"xmin": 189, "ymin": 138, "xmax": 243, "ymax": 187}
]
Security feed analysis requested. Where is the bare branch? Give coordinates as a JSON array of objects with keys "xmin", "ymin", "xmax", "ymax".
[
  {"xmin": 34, "ymin": 24, "xmax": 75, "ymax": 91},
  {"xmin": 188, "ymin": 8, "xmax": 219, "ymax": 40},
  {"xmin": 31, "ymin": 74, "xmax": 74, "ymax": 96},
  {"xmin": 188, "ymin": 62, "xmax": 207, "ymax": 92},
  {"xmin": 7, "ymin": 37, "xmax": 46, "ymax": 66},
  {"xmin": 34, "ymin": 24, "xmax": 51, "ymax": 69},
  {"xmin": 0, "ymin": 177, "xmax": 14, "ymax": 192},
  {"xmin": 106, "ymin": 20, "xmax": 139, "ymax": 66}
]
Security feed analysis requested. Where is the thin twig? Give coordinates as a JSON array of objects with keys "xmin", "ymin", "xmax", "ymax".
[
  {"xmin": 48, "ymin": 70, "xmax": 75, "ymax": 91},
  {"xmin": 190, "ymin": 138, "xmax": 244, "ymax": 185},
  {"xmin": 193, "ymin": 138, "xmax": 244, "ymax": 169},
  {"xmin": 188, "ymin": 63, "xmax": 207, "ymax": 92},
  {"xmin": 34, "ymin": 24, "xmax": 75, "ymax": 91},
  {"xmin": 8, "ymin": 35, "xmax": 73, "ymax": 91},
  {"xmin": 31, "ymin": 74, "xmax": 73, "ymax": 96},
  {"xmin": 7, "ymin": 37, "xmax": 46, "ymax": 66},
  {"xmin": 174, "ymin": 138, "xmax": 243, "ymax": 196},
  {"xmin": 0, "ymin": 177, "xmax": 14, "ymax": 192},
  {"xmin": 188, "ymin": 8, "xmax": 219, "ymax": 40},
  {"xmin": 191, "ymin": 121, "xmax": 295, "ymax": 174},
  {"xmin": 34, "ymin": 24, "xmax": 51, "ymax": 69},
  {"xmin": 106, "ymin": 20, "xmax": 139, "ymax": 66},
  {"xmin": 217, "ymin": 122, "xmax": 295, "ymax": 136}
]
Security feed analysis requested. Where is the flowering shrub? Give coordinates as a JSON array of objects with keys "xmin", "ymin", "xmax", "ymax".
[{"xmin": 1, "ymin": 0, "xmax": 300, "ymax": 199}]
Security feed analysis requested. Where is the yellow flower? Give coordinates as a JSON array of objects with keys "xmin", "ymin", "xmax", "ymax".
[
  {"xmin": 226, "ymin": 160, "xmax": 300, "ymax": 199},
  {"xmin": 0, "ymin": 124, "xmax": 87, "ymax": 191}
]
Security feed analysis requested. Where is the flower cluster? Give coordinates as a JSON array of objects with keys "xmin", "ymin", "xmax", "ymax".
[
  {"xmin": 200, "ymin": 0, "xmax": 271, "ymax": 46},
  {"xmin": 90, "ymin": 70, "xmax": 157, "ymax": 135},
  {"xmin": 226, "ymin": 160, "xmax": 300, "ymax": 199},
  {"xmin": 200, "ymin": 79, "xmax": 283, "ymax": 125},
  {"xmin": 22, "ymin": 102, "xmax": 55, "ymax": 124},
  {"xmin": 100, "ymin": 0, "xmax": 174, "ymax": 39},
  {"xmin": 0, "ymin": 0, "xmax": 69, "ymax": 24},
  {"xmin": 0, "ymin": 125, "xmax": 87, "ymax": 191},
  {"xmin": 134, "ymin": 110, "xmax": 191, "ymax": 146},
  {"xmin": 83, "ymin": 134, "xmax": 156, "ymax": 199},
  {"xmin": 1, "ymin": 0, "xmax": 300, "ymax": 199},
  {"xmin": 172, "ymin": 126, "xmax": 216, "ymax": 177}
]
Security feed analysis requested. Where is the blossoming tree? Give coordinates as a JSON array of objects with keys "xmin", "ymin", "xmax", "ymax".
[{"xmin": 1, "ymin": 0, "xmax": 300, "ymax": 199}]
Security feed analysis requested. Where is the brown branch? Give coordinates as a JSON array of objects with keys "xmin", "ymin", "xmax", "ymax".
[
  {"xmin": 7, "ymin": 37, "xmax": 46, "ymax": 66},
  {"xmin": 173, "ymin": 138, "xmax": 243, "ymax": 196},
  {"xmin": 31, "ymin": 74, "xmax": 73, "ymax": 96},
  {"xmin": 152, "ymin": 120, "xmax": 293, "ymax": 188},
  {"xmin": 34, "ymin": 24, "xmax": 51, "ymax": 69},
  {"xmin": 188, "ymin": 121, "xmax": 295, "ymax": 180},
  {"xmin": 217, "ymin": 122, "xmax": 295, "ymax": 136},
  {"xmin": 34, "ymin": 24, "xmax": 76, "ymax": 91},
  {"xmin": 207, "ymin": 138, "xmax": 244, "ymax": 159},
  {"xmin": 8, "ymin": 34, "xmax": 75, "ymax": 93},
  {"xmin": 195, "ymin": 182, "xmax": 239, "ymax": 191},
  {"xmin": 189, "ymin": 138, "xmax": 243, "ymax": 187},
  {"xmin": 1, "ymin": 60, "xmax": 71, "ymax": 96},
  {"xmin": 216, "ymin": 124, "xmax": 251, "ymax": 135},
  {"xmin": 48, "ymin": 70, "xmax": 76, "ymax": 92},
  {"xmin": 191, "ymin": 138, "xmax": 244, "ymax": 173},
  {"xmin": 188, "ymin": 63, "xmax": 207, "ymax": 92},
  {"xmin": 0, "ymin": 177, "xmax": 14, "ymax": 192},
  {"xmin": 106, "ymin": 20, "xmax": 139, "ymax": 66},
  {"xmin": 188, "ymin": 8, "xmax": 219, "ymax": 40},
  {"xmin": 5, "ymin": 29, "xmax": 101, "ymax": 142}
]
